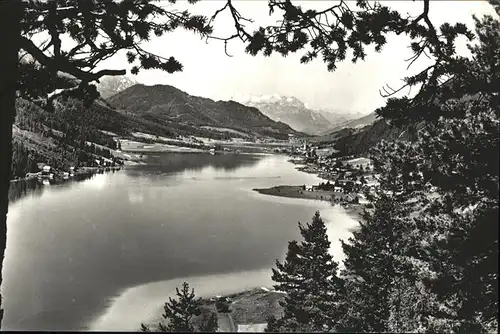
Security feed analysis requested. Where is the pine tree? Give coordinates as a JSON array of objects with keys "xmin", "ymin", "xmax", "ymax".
[
  {"xmin": 412, "ymin": 109, "xmax": 499, "ymax": 332},
  {"xmin": 374, "ymin": 13, "xmax": 499, "ymax": 333},
  {"xmin": 340, "ymin": 193, "xmax": 420, "ymax": 332},
  {"xmin": 270, "ymin": 211, "xmax": 344, "ymax": 332},
  {"xmin": 140, "ymin": 282, "xmax": 218, "ymax": 332}
]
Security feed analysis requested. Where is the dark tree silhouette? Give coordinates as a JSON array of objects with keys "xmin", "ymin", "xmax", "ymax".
[
  {"xmin": 359, "ymin": 11, "xmax": 499, "ymax": 332},
  {"xmin": 140, "ymin": 282, "xmax": 218, "ymax": 332},
  {"xmin": 269, "ymin": 212, "xmax": 344, "ymax": 332},
  {"xmin": 340, "ymin": 193, "xmax": 419, "ymax": 332}
]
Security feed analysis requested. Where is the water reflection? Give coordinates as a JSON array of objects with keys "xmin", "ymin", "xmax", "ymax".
[
  {"xmin": 125, "ymin": 152, "xmax": 262, "ymax": 178},
  {"xmin": 8, "ymin": 178, "xmax": 44, "ymax": 204},
  {"xmin": 8, "ymin": 172, "xmax": 102, "ymax": 204}
]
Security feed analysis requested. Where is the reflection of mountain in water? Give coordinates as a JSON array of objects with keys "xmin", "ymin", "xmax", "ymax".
[
  {"xmin": 8, "ymin": 154, "xmax": 259, "ymax": 204},
  {"xmin": 9, "ymin": 178, "xmax": 44, "ymax": 204},
  {"xmin": 8, "ymin": 172, "xmax": 98, "ymax": 204},
  {"xmin": 124, "ymin": 153, "xmax": 261, "ymax": 178}
]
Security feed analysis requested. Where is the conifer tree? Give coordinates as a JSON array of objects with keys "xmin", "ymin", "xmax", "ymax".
[
  {"xmin": 162, "ymin": 282, "xmax": 201, "ymax": 332},
  {"xmin": 270, "ymin": 211, "xmax": 344, "ymax": 332},
  {"xmin": 140, "ymin": 282, "xmax": 218, "ymax": 332},
  {"xmin": 335, "ymin": 136, "xmax": 434, "ymax": 333},
  {"xmin": 370, "ymin": 11, "xmax": 499, "ymax": 333}
]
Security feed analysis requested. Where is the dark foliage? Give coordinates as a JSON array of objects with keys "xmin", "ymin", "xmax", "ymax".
[
  {"xmin": 140, "ymin": 282, "xmax": 218, "ymax": 332},
  {"xmin": 269, "ymin": 212, "xmax": 344, "ymax": 332}
]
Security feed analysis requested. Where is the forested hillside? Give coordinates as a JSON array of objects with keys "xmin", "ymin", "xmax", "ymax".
[
  {"xmin": 331, "ymin": 119, "xmax": 419, "ymax": 156},
  {"xmin": 108, "ymin": 84, "xmax": 299, "ymax": 140},
  {"xmin": 11, "ymin": 98, "xmax": 123, "ymax": 178},
  {"xmin": 10, "ymin": 84, "xmax": 299, "ymax": 179}
]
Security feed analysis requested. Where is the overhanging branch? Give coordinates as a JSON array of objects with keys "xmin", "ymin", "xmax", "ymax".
[{"xmin": 20, "ymin": 36, "xmax": 126, "ymax": 83}]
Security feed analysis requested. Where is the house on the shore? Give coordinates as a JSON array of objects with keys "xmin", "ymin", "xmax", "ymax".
[
  {"xmin": 69, "ymin": 166, "xmax": 77, "ymax": 176},
  {"xmin": 41, "ymin": 166, "xmax": 53, "ymax": 179}
]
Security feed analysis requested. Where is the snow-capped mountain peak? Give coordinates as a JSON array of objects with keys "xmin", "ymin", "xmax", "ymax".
[
  {"xmin": 242, "ymin": 94, "xmax": 306, "ymax": 110},
  {"xmin": 234, "ymin": 94, "xmax": 332, "ymax": 135},
  {"xmin": 233, "ymin": 93, "xmax": 365, "ymax": 135},
  {"xmin": 97, "ymin": 75, "xmax": 138, "ymax": 99}
]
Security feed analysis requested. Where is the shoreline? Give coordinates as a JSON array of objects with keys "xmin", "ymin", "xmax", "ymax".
[
  {"xmin": 10, "ymin": 166, "xmax": 122, "ymax": 184},
  {"xmin": 253, "ymin": 185, "xmax": 365, "ymax": 221}
]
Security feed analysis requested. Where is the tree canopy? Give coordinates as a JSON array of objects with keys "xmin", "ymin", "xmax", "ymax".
[
  {"xmin": 17, "ymin": 0, "xmax": 212, "ymax": 109},
  {"xmin": 268, "ymin": 212, "xmax": 344, "ymax": 332}
]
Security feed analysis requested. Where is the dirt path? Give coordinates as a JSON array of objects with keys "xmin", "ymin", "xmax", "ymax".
[{"xmin": 217, "ymin": 313, "xmax": 236, "ymax": 332}]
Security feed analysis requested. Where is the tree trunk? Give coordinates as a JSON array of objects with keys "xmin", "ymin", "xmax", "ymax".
[{"xmin": 0, "ymin": 0, "xmax": 22, "ymax": 328}]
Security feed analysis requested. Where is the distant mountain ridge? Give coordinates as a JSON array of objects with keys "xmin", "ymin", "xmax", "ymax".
[
  {"xmin": 315, "ymin": 108, "xmax": 364, "ymax": 127},
  {"xmin": 326, "ymin": 112, "xmax": 378, "ymax": 134},
  {"xmin": 331, "ymin": 119, "xmax": 419, "ymax": 156},
  {"xmin": 107, "ymin": 84, "xmax": 299, "ymax": 140},
  {"xmin": 236, "ymin": 94, "xmax": 359, "ymax": 135}
]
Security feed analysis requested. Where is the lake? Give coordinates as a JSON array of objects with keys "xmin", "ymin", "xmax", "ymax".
[{"xmin": 2, "ymin": 153, "xmax": 358, "ymax": 331}]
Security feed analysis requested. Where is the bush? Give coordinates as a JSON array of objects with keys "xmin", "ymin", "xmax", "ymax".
[{"xmin": 215, "ymin": 297, "xmax": 231, "ymax": 313}]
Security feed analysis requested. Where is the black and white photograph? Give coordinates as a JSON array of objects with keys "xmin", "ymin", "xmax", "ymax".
[{"xmin": 0, "ymin": 0, "xmax": 498, "ymax": 332}]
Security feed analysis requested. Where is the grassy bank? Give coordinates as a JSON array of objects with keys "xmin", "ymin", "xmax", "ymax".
[
  {"xmin": 253, "ymin": 185, "xmax": 366, "ymax": 220},
  {"xmin": 254, "ymin": 185, "xmax": 338, "ymax": 201}
]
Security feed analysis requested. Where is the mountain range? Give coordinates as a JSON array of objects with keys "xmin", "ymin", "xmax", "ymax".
[
  {"xmin": 107, "ymin": 84, "xmax": 299, "ymax": 140},
  {"xmin": 235, "ymin": 94, "xmax": 365, "ymax": 135},
  {"xmin": 97, "ymin": 77, "xmax": 381, "ymax": 148},
  {"xmin": 95, "ymin": 79, "xmax": 413, "ymax": 166},
  {"xmin": 97, "ymin": 76, "xmax": 373, "ymax": 138}
]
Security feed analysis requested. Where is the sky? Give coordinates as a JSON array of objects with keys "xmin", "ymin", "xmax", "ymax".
[{"xmin": 93, "ymin": 1, "xmax": 497, "ymax": 114}]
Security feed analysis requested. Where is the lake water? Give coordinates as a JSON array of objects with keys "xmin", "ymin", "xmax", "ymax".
[{"xmin": 2, "ymin": 153, "xmax": 358, "ymax": 331}]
